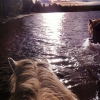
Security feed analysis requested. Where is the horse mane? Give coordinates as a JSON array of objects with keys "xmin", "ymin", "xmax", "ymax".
[{"xmin": 9, "ymin": 58, "xmax": 78, "ymax": 100}]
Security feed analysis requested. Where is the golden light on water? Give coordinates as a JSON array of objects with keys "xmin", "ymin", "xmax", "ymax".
[
  {"xmin": 42, "ymin": 13, "xmax": 64, "ymax": 43},
  {"xmin": 41, "ymin": 13, "xmax": 64, "ymax": 56}
]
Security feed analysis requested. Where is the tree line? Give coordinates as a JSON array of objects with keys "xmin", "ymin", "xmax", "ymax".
[
  {"xmin": 33, "ymin": 3, "xmax": 100, "ymax": 12},
  {"xmin": 0, "ymin": 0, "xmax": 33, "ymax": 19},
  {"xmin": 0, "ymin": 0, "xmax": 100, "ymax": 19}
]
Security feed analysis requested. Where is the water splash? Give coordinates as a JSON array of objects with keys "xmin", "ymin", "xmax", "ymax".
[
  {"xmin": 82, "ymin": 38, "xmax": 100, "ymax": 53},
  {"xmin": 83, "ymin": 38, "xmax": 90, "ymax": 49}
]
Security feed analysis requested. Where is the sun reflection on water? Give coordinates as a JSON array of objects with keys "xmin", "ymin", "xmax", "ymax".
[
  {"xmin": 42, "ymin": 13, "xmax": 64, "ymax": 41},
  {"xmin": 41, "ymin": 13, "xmax": 64, "ymax": 56}
]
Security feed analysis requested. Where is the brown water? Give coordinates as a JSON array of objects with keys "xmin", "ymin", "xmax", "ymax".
[{"xmin": 0, "ymin": 11, "xmax": 100, "ymax": 100}]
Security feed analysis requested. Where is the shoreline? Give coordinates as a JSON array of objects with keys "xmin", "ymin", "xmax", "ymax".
[
  {"xmin": 0, "ymin": 10, "xmax": 100, "ymax": 25},
  {"xmin": 0, "ymin": 13, "xmax": 35, "ymax": 25}
]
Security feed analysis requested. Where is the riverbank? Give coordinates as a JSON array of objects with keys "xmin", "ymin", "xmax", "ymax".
[{"xmin": 0, "ymin": 13, "xmax": 35, "ymax": 25}]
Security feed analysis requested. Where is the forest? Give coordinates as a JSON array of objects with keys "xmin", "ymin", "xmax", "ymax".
[{"xmin": 0, "ymin": 0, "xmax": 100, "ymax": 21}]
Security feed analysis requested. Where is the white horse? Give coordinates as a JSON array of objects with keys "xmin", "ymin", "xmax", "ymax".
[{"xmin": 8, "ymin": 58, "xmax": 78, "ymax": 100}]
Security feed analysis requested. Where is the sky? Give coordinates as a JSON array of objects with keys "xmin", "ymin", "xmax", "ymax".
[{"xmin": 33, "ymin": 0, "xmax": 100, "ymax": 6}]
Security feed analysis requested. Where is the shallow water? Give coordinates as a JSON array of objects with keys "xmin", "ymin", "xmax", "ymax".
[{"xmin": 0, "ymin": 11, "xmax": 100, "ymax": 100}]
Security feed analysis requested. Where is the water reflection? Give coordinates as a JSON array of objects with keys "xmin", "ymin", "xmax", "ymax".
[
  {"xmin": 40, "ymin": 13, "xmax": 65, "ymax": 61},
  {"xmin": 42, "ymin": 13, "xmax": 64, "ymax": 42}
]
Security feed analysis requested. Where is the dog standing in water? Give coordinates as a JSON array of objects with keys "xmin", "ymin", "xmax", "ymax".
[
  {"xmin": 8, "ymin": 58, "xmax": 78, "ymax": 100},
  {"xmin": 88, "ymin": 19, "xmax": 100, "ymax": 44}
]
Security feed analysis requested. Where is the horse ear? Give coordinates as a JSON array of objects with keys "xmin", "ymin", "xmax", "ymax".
[
  {"xmin": 89, "ymin": 19, "xmax": 93, "ymax": 24},
  {"xmin": 8, "ymin": 57, "xmax": 18, "ymax": 71}
]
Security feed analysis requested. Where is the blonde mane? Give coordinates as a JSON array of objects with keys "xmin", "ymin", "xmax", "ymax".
[{"xmin": 9, "ymin": 58, "xmax": 78, "ymax": 100}]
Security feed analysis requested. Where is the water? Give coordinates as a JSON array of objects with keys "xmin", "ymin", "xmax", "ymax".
[{"xmin": 0, "ymin": 11, "xmax": 100, "ymax": 100}]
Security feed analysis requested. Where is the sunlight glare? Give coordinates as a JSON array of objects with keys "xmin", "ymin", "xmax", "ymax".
[
  {"xmin": 41, "ymin": 13, "xmax": 64, "ymax": 55},
  {"xmin": 42, "ymin": 13, "xmax": 64, "ymax": 43}
]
